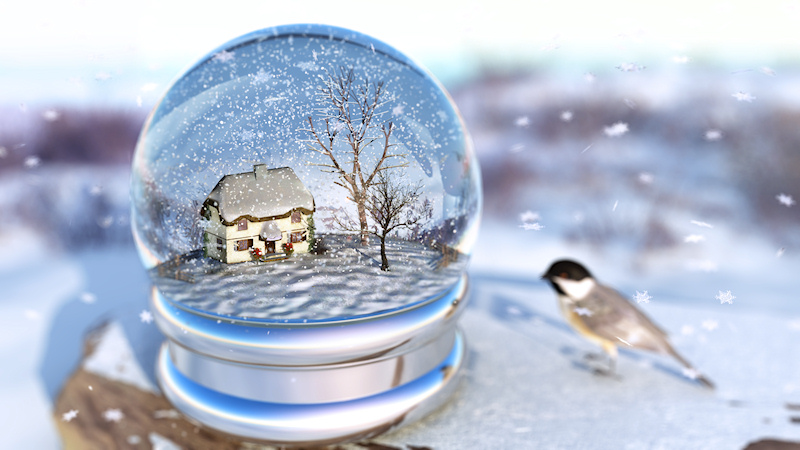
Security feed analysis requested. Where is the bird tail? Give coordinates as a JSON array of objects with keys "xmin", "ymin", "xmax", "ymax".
[{"xmin": 666, "ymin": 345, "xmax": 715, "ymax": 390}]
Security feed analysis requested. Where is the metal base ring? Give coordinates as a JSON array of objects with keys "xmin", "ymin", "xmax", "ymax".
[{"xmin": 156, "ymin": 330, "xmax": 465, "ymax": 446}]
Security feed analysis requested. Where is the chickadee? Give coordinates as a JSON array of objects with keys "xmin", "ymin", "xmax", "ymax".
[{"xmin": 541, "ymin": 259, "xmax": 714, "ymax": 389}]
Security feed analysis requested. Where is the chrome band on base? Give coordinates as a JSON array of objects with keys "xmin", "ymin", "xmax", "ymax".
[
  {"xmin": 151, "ymin": 275, "xmax": 470, "ymax": 445},
  {"xmin": 156, "ymin": 330, "xmax": 465, "ymax": 445}
]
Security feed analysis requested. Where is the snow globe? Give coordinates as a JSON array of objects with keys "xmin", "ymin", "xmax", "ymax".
[{"xmin": 130, "ymin": 24, "xmax": 481, "ymax": 445}]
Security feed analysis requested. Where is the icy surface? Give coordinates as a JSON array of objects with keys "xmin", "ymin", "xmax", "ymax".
[{"xmin": 153, "ymin": 235, "xmax": 466, "ymax": 320}]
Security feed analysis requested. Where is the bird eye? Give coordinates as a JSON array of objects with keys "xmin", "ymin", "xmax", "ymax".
[{"xmin": 559, "ymin": 272, "xmax": 568, "ymax": 278}]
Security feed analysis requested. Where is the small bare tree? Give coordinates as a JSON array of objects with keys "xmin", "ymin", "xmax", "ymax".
[
  {"xmin": 365, "ymin": 170, "xmax": 426, "ymax": 271},
  {"xmin": 303, "ymin": 67, "xmax": 406, "ymax": 245}
]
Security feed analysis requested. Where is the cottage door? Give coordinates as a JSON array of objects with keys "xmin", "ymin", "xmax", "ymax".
[{"xmin": 266, "ymin": 241, "xmax": 276, "ymax": 254}]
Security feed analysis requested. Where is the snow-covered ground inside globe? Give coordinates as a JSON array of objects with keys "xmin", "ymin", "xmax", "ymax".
[
  {"xmin": 153, "ymin": 235, "xmax": 466, "ymax": 321},
  {"xmin": 3, "ymin": 218, "xmax": 800, "ymax": 448}
]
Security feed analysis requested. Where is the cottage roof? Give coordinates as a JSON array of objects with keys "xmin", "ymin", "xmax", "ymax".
[{"xmin": 206, "ymin": 165, "xmax": 314, "ymax": 223}]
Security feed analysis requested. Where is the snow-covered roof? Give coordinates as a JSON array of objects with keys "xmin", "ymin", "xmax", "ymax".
[{"xmin": 205, "ymin": 165, "xmax": 314, "ymax": 224}]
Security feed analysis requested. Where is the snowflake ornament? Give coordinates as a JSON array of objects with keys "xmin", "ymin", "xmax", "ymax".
[
  {"xmin": 633, "ymin": 290, "xmax": 652, "ymax": 304},
  {"xmin": 716, "ymin": 290, "xmax": 735, "ymax": 305}
]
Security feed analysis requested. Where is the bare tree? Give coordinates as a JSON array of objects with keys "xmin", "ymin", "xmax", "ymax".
[
  {"xmin": 303, "ymin": 67, "xmax": 406, "ymax": 245},
  {"xmin": 365, "ymin": 170, "xmax": 426, "ymax": 271}
]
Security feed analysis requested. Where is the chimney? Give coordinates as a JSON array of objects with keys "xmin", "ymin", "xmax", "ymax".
[{"xmin": 254, "ymin": 164, "xmax": 268, "ymax": 179}]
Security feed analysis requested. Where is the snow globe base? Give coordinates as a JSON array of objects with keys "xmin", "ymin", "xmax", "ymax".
[{"xmin": 151, "ymin": 275, "xmax": 469, "ymax": 445}]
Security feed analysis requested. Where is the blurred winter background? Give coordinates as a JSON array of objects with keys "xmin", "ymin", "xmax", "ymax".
[{"xmin": 2, "ymin": 0, "xmax": 800, "ymax": 447}]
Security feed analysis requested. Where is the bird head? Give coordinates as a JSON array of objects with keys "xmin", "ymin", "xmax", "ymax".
[{"xmin": 541, "ymin": 259, "xmax": 594, "ymax": 296}]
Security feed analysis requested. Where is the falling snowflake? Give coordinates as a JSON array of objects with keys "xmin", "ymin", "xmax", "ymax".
[
  {"xmin": 0, "ymin": 146, "xmax": 7, "ymax": 158},
  {"xmin": 584, "ymin": 73, "xmax": 596, "ymax": 83},
  {"xmin": 732, "ymin": 91, "xmax": 755, "ymax": 102},
  {"xmin": 140, "ymin": 310, "xmax": 154, "ymax": 324},
  {"xmin": 777, "ymin": 247, "xmax": 786, "ymax": 258},
  {"xmin": 672, "ymin": 55, "xmax": 690, "ymax": 64},
  {"xmin": 212, "ymin": 50, "xmax": 235, "ymax": 63},
  {"xmin": 705, "ymin": 129, "xmax": 723, "ymax": 141},
  {"xmin": 509, "ymin": 143, "xmax": 525, "ymax": 153},
  {"xmin": 80, "ymin": 292, "xmax": 97, "ymax": 304},
  {"xmin": 604, "ymin": 122, "xmax": 629, "ymax": 137},
  {"xmin": 691, "ymin": 220, "xmax": 714, "ymax": 229},
  {"xmin": 761, "ymin": 67, "xmax": 776, "ymax": 76},
  {"xmin": 519, "ymin": 210, "xmax": 541, "ymax": 223},
  {"xmin": 95, "ymin": 72, "xmax": 112, "ymax": 82},
  {"xmin": 684, "ymin": 234, "xmax": 706, "ymax": 243},
  {"xmin": 560, "ymin": 110, "xmax": 573, "ymax": 122},
  {"xmin": 623, "ymin": 98, "xmax": 637, "ymax": 109},
  {"xmin": 681, "ymin": 325, "xmax": 695, "ymax": 336},
  {"xmin": 616, "ymin": 62, "xmax": 645, "ymax": 72},
  {"xmin": 701, "ymin": 319, "xmax": 719, "ymax": 331},
  {"xmin": 62, "ymin": 409, "xmax": 79, "ymax": 422},
  {"xmin": 23, "ymin": 155, "xmax": 41, "ymax": 169},
  {"xmin": 638, "ymin": 172, "xmax": 654, "ymax": 184},
  {"xmin": 42, "ymin": 109, "xmax": 60, "ymax": 122},
  {"xmin": 140, "ymin": 82, "xmax": 158, "ymax": 92},
  {"xmin": 515, "ymin": 116, "xmax": 530, "ymax": 127},
  {"xmin": 633, "ymin": 290, "xmax": 652, "ymax": 304},
  {"xmin": 612, "ymin": 200, "xmax": 619, "ymax": 212},
  {"xmin": 392, "ymin": 104, "xmax": 405, "ymax": 116},
  {"xmin": 520, "ymin": 222, "xmax": 545, "ymax": 231},
  {"xmin": 103, "ymin": 408, "xmax": 125, "ymax": 423},
  {"xmin": 574, "ymin": 307, "xmax": 593, "ymax": 317},
  {"xmin": 776, "ymin": 193, "xmax": 795, "ymax": 207},
  {"xmin": 716, "ymin": 290, "xmax": 735, "ymax": 305},
  {"xmin": 682, "ymin": 367, "xmax": 700, "ymax": 380},
  {"xmin": 24, "ymin": 309, "xmax": 41, "ymax": 320}
]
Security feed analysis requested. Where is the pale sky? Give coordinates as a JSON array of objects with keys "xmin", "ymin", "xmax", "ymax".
[{"xmin": 2, "ymin": 0, "xmax": 799, "ymax": 105}]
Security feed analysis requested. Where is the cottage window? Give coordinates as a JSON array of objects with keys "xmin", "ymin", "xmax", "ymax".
[
  {"xmin": 237, "ymin": 218, "xmax": 248, "ymax": 231},
  {"xmin": 289, "ymin": 231, "xmax": 306, "ymax": 243},
  {"xmin": 216, "ymin": 238, "xmax": 224, "ymax": 251},
  {"xmin": 291, "ymin": 211, "xmax": 302, "ymax": 224},
  {"xmin": 235, "ymin": 239, "xmax": 253, "ymax": 251}
]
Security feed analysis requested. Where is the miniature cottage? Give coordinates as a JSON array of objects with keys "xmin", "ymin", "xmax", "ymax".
[{"xmin": 201, "ymin": 165, "xmax": 315, "ymax": 263}]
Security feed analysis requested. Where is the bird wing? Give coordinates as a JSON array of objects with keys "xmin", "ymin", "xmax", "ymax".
[{"xmin": 576, "ymin": 284, "xmax": 670, "ymax": 353}]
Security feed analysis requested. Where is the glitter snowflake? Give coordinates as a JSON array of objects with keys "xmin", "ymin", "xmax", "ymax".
[
  {"xmin": 716, "ymin": 290, "xmax": 735, "ymax": 305},
  {"xmin": 604, "ymin": 122, "xmax": 629, "ymax": 137},
  {"xmin": 140, "ymin": 310, "xmax": 154, "ymax": 324},
  {"xmin": 633, "ymin": 290, "xmax": 652, "ymax": 304},
  {"xmin": 574, "ymin": 307, "xmax": 593, "ymax": 317},
  {"xmin": 776, "ymin": 193, "xmax": 795, "ymax": 207},
  {"xmin": 103, "ymin": 408, "xmax": 125, "ymax": 423},
  {"xmin": 62, "ymin": 409, "xmax": 79, "ymax": 422},
  {"xmin": 249, "ymin": 69, "xmax": 272, "ymax": 84}
]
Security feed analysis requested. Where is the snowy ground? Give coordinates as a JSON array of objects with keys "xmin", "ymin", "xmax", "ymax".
[
  {"xmin": 3, "ymin": 221, "xmax": 800, "ymax": 448},
  {"xmin": 153, "ymin": 235, "xmax": 466, "ymax": 321}
]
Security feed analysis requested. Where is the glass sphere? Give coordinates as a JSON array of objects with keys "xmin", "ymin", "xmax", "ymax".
[{"xmin": 131, "ymin": 24, "xmax": 482, "ymax": 322}]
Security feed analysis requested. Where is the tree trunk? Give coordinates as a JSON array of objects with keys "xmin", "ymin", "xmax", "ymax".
[
  {"xmin": 379, "ymin": 235, "xmax": 389, "ymax": 271},
  {"xmin": 356, "ymin": 198, "xmax": 369, "ymax": 245}
]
